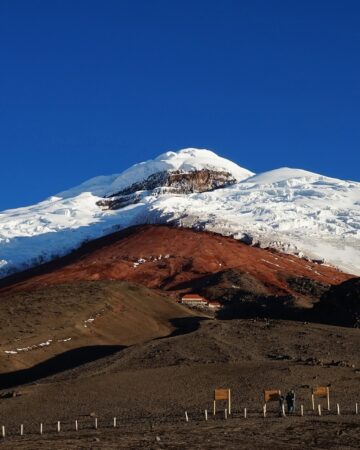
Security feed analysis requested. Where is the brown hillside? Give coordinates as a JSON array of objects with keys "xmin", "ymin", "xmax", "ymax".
[
  {"xmin": 0, "ymin": 281, "xmax": 201, "ymax": 373},
  {"xmin": 0, "ymin": 225, "xmax": 351, "ymax": 297}
]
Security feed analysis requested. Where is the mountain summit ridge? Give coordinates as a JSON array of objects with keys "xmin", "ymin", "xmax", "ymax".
[
  {"xmin": 57, "ymin": 148, "xmax": 254, "ymax": 199},
  {"xmin": 0, "ymin": 147, "xmax": 359, "ymax": 278}
]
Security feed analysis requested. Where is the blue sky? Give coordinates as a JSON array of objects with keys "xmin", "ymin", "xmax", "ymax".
[{"xmin": 0, "ymin": 0, "xmax": 359, "ymax": 210}]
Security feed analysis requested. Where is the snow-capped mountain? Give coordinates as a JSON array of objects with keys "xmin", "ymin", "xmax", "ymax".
[{"xmin": 0, "ymin": 148, "xmax": 359, "ymax": 278}]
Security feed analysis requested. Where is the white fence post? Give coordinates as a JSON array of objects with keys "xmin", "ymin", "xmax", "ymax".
[
  {"xmin": 318, "ymin": 404, "xmax": 322, "ymax": 416},
  {"xmin": 185, "ymin": 411, "xmax": 189, "ymax": 422},
  {"xmin": 356, "ymin": 403, "xmax": 359, "ymax": 415},
  {"xmin": 20, "ymin": 424, "xmax": 24, "ymax": 436},
  {"xmin": 57, "ymin": 421, "xmax": 61, "ymax": 433},
  {"xmin": 244, "ymin": 407, "xmax": 247, "ymax": 419},
  {"xmin": 94, "ymin": 418, "xmax": 98, "ymax": 429},
  {"xmin": 1, "ymin": 426, "xmax": 5, "ymax": 439},
  {"xmin": 263, "ymin": 404, "xmax": 266, "ymax": 418},
  {"xmin": 205, "ymin": 410, "xmax": 208, "ymax": 421},
  {"xmin": 300, "ymin": 405, "xmax": 304, "ymax": 417},
  {"xmin": 113, "ymin": 417, "xmax": 117, "ymax": 427},
  {"xmin": 337, "ymin": 403, "xmax": 340, "ymax": 415},
  {"xmin": 40, "ymin": 423, "xmax": 43, "ymax": 435}
]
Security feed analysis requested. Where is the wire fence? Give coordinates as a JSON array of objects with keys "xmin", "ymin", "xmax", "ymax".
[{"xmin": 1, "ymin": 402, "xmax": 360, "ymax": 440}]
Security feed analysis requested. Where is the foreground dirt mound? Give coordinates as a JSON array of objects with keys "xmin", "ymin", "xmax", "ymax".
[
  {"xmin": 0, "ymin": 226, "xmax": 351, "ymax": 302},
  {"xmin": 0, "ymin": 281, "xmax": 199, "ymax": 373},
  {"xmin": 68, "ymin": 318, "xmax": 360, "ymax": 375}
]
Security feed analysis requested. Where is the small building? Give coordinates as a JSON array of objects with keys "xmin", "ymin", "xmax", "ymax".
[
  {"xmin": 207, "ymin": 301, "xmax": 222, "ymax": 310},
  {"xmin": 181, "ymin": 294, "xmax": 208, "ymax": 307}
]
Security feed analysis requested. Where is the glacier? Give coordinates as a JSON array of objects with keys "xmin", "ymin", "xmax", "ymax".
[{"xmin": 0, "ymin": 148, "xmax": 359, "ymax": 278}]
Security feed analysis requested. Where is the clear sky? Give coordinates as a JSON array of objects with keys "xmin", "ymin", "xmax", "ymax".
[{"xmin": 0, "ymin": 0, "xmax": 359, "ymax": 210}]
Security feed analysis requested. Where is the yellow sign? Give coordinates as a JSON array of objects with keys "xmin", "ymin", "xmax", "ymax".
[
  {"xmin": 312, "ymin": 387, "xmax": 329, "ymax": 398},
  {"xmin": 214, "ymin": 389, "xmax": 230, "ymax": 401},
  {"xmin": 264, "ymin": 389, "xmax": 281, "ymax": 403},
  {"xmin": 213, "ymin": 389, "xmax": 231, "ymax": 415}
]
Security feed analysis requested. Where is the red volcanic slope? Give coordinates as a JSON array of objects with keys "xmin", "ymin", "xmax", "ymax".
[{"xmin": 0, "ymin": 225, "xmax": 352, "ymax": 296}]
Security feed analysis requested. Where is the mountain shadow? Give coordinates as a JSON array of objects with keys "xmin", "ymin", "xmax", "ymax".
[{"xmin": 0, "ymin": 345, "xmax": 125, "ymax": 390}]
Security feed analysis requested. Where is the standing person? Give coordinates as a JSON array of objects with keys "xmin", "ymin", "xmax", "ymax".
[
  {"xmin": 286, "ymin": 390, "xmax": 296, "ymax": 413},
  {"xmin": 291, "ymin": 389, "xmax": 296, "ymax": 412},
  {"xmin": 279, "ymin": 394, "xmax": 286, "ymax": 417}
]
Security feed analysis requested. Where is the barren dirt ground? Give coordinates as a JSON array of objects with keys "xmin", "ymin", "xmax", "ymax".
[
  {"xmin": 1, "ymin": 319, "xmax": 360, "ymax": 449},
  {"xmin": 2, "ymin": 415, "xmax": 360, "ymax": 449}
]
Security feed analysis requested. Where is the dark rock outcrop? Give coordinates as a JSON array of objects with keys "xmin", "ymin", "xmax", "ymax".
[
  {"xmin": 286, "ymin": 276, "xmax": 330, "ymax": 299},
  {"xmin": 97, "ymin": 169, "xmax": 236, "ymax": 210},
  {"xmin": 313, "ymin": 277, "xmax": 360, "ymax": 327}
]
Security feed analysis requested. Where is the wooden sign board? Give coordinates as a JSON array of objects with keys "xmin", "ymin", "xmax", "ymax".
[
  {"xmin": 214, "ymin": 389, "xmax": 230, "ymax": 401},
  {"xmin": 213, "ymin": 389, "xmax": 231, "ymax": 415},
  {"xmin": 264, "ymin": 389, "xmax": 281, "ymax": 403},
  {"xmin": 312, "ymin": 387, "xmax": 329, "ymax": 398},
  {"xmin": 311, "ymin": 386, "xmax": 330, "ymax": 411}
]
